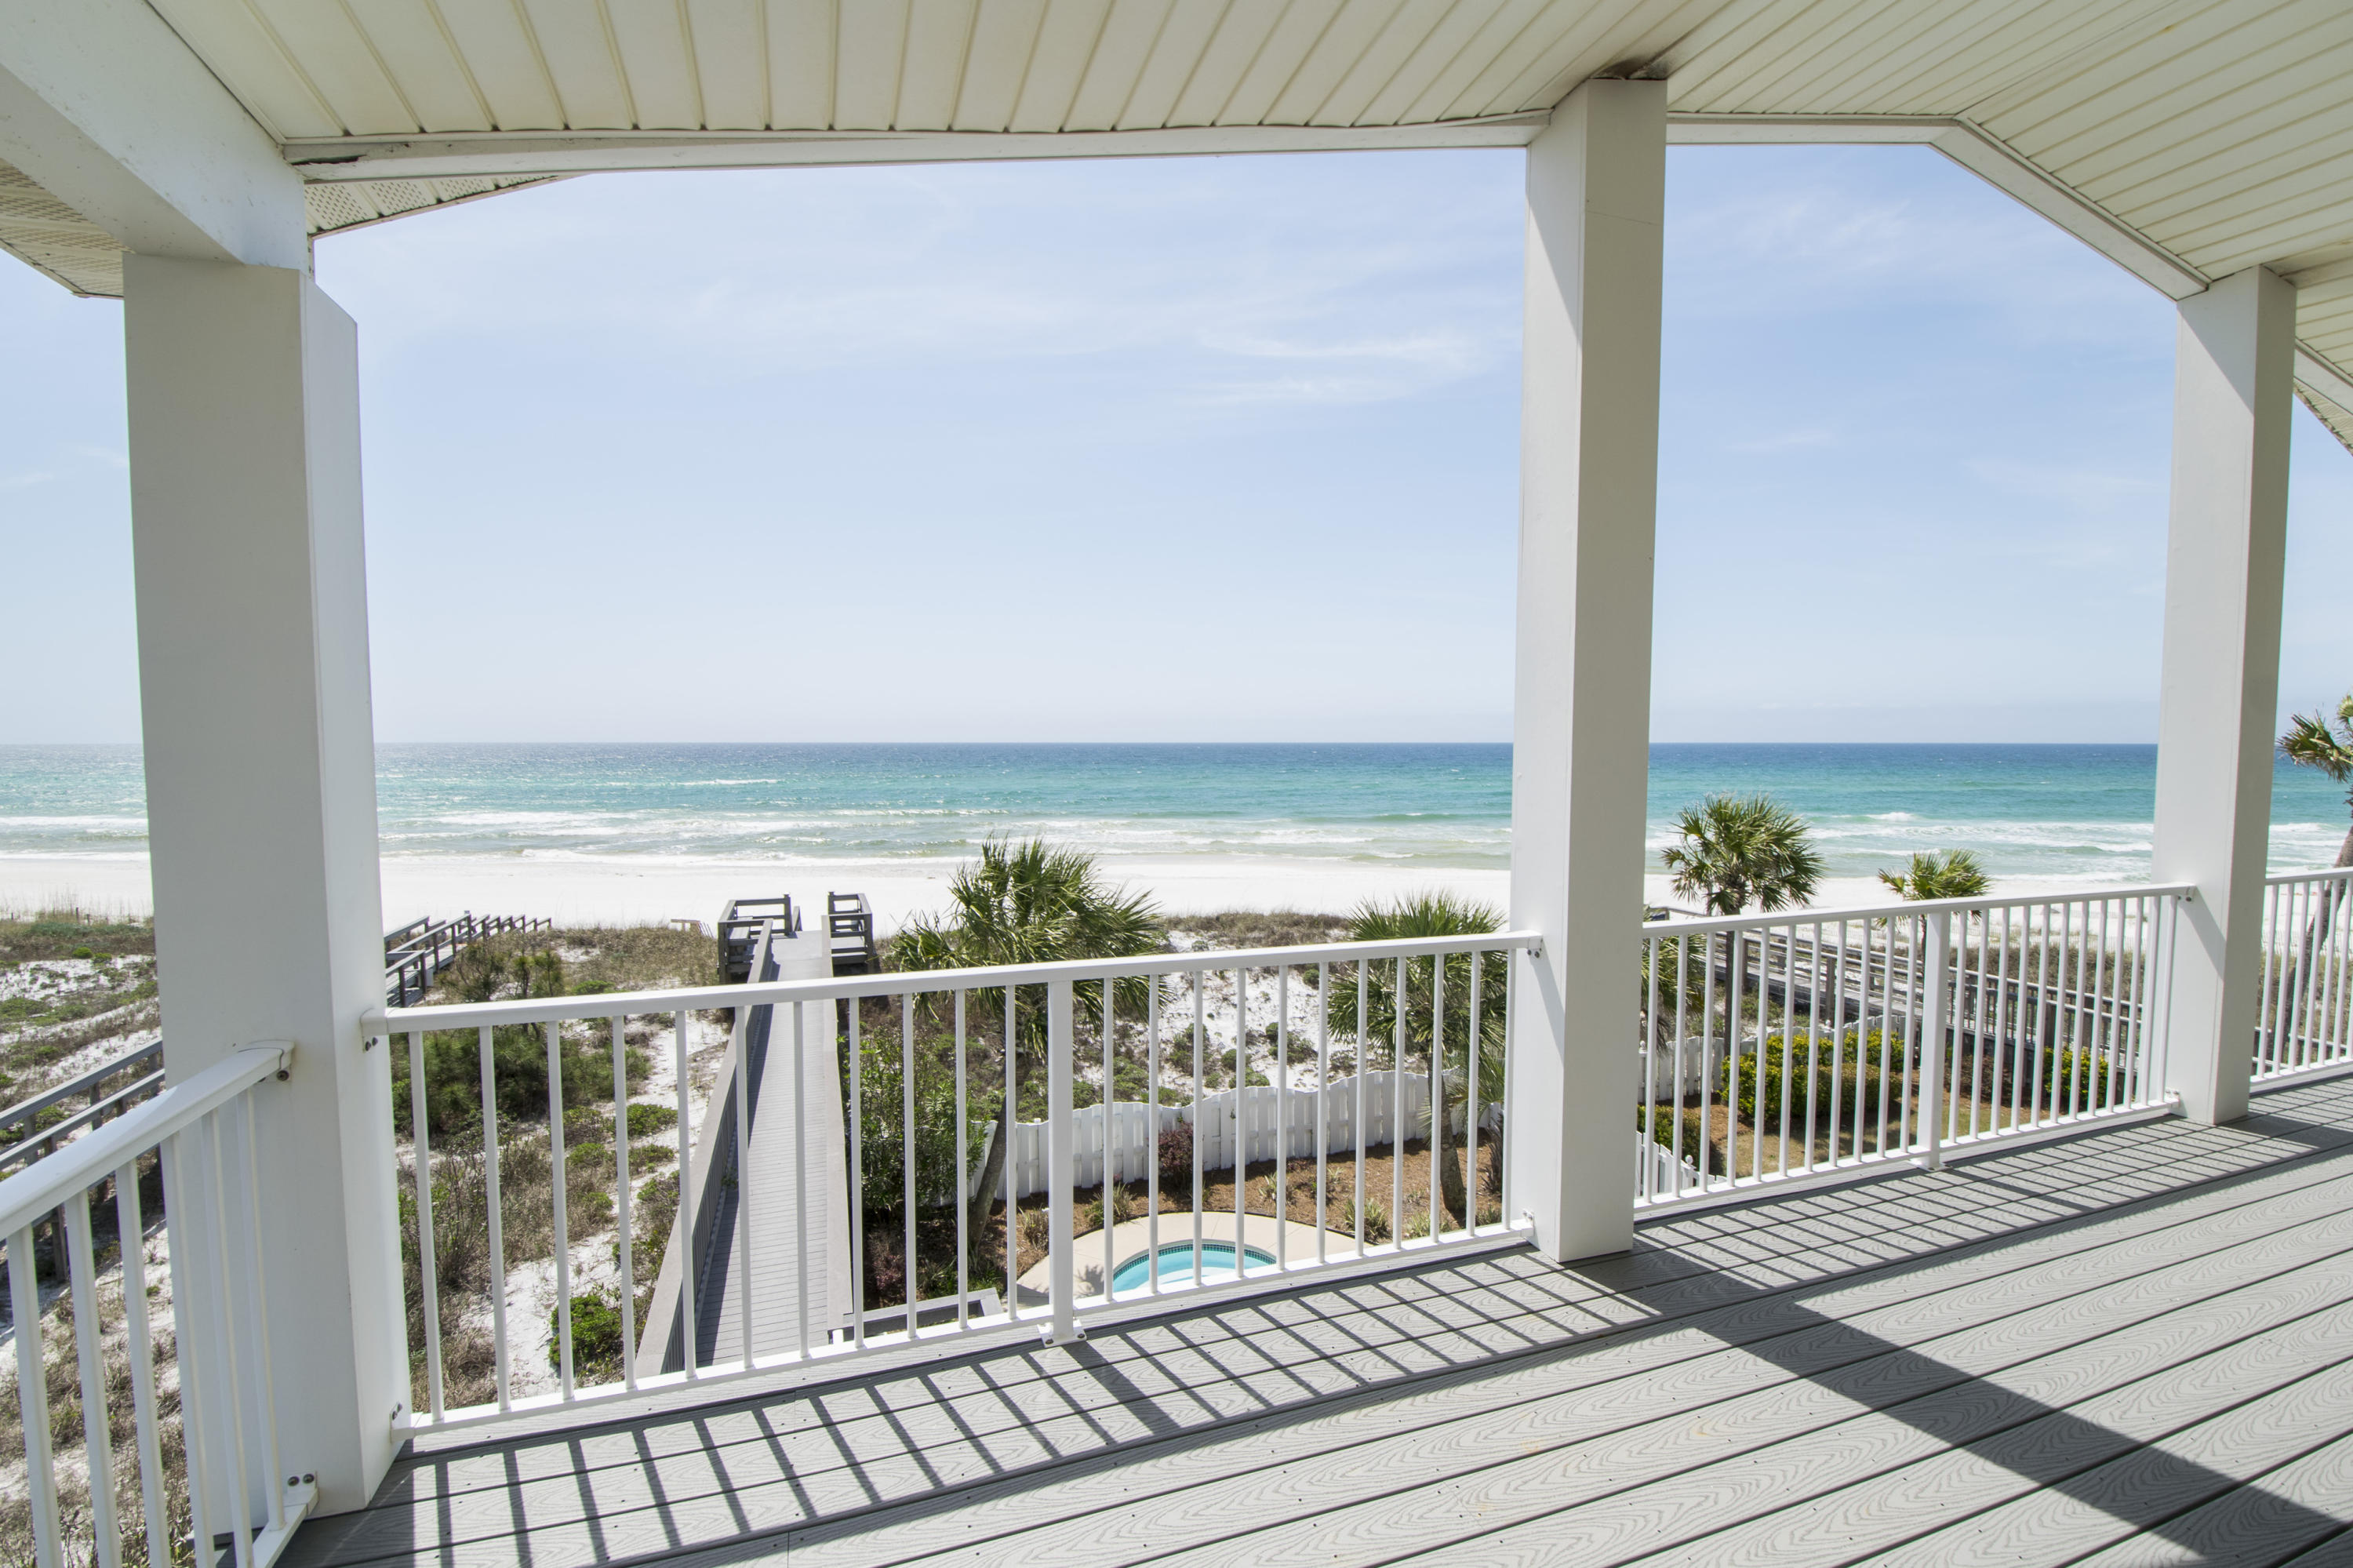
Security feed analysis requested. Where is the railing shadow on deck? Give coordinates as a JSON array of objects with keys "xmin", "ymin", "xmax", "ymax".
[{"xmin": 289, "ymin": 1075, "xmax": 2353, "ymax": 1567}]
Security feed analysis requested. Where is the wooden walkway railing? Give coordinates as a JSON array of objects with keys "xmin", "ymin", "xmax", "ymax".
[{"xmin": 384, "ymin": 911, "xmax": 551, "ymax": 1006}]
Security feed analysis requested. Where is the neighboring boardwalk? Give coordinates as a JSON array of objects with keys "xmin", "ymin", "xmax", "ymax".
[{"xmin": 287, "ymin": 1075, "xmax": 2353, "ymax": 1567}]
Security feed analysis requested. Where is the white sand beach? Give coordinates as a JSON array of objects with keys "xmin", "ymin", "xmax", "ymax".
[{"xmin": 3, "ymin": 851, "xmax": 2042, "ymax": 934}]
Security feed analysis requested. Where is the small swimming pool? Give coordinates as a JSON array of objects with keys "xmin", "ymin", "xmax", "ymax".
[{"xmin": 1110, "ymin": 1240, "xmax": 1277, "ymax": 1294}]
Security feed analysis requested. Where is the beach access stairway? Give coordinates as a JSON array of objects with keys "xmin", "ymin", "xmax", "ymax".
[{"xmin": 719, "ymin": 894, "xmax": 878, "ymax": 982}]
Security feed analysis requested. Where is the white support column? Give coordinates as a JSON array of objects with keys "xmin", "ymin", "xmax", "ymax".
[
  {"xmin": 124, "ymin": 256, "xmax": 405, "ymax": 1512},
  {"xmin": 1506, "ymin": 78, "xmax": 1665, "ymax": 1263},
  {"xmin": 2151, "ymin": 266, "xmax": 2297, "ymax": 1126}
]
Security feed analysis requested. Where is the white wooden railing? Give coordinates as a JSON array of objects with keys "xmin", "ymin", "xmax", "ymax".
[
  {"xmin": 1633, "ymin": 886, "xmax": 2191, "ymax": 1208},
  {"xmin": 9, "ymin": 871, "xmax": 2290, "ymax": 1526},
  {"xmin": 1, "ymin": 1042, "xmax": 307, "ymax": 1568},
  {"xmin": 2257, "ymin": 865, "xmax": 2353, "ymax": 1083},
  {"xmin": 369, "ymin": 930, "xmax": 1538, "ymax": 1433}
]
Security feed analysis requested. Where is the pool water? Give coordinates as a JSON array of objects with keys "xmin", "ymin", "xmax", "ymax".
[{"xmin": 1110, "ymin": 1241, "xmax": 1277, "ymax": 1293}]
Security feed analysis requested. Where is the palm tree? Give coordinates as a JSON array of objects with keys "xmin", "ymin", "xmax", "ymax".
[
  {"xmin": 2275, "ymin": 696, "xmax": 2353, "ymax": 1047},
  {"xmin": 1662, "ymin": 794, "xmax": 1824, "ymax": 1054},
  {"xmin": 1878, "ymin": 849, "xmax": 1991, "ymax": 901},
  {"xmin": 2281, "ymin": 695, "xmax": 2353, "ymax": 871},
  {"xmin": 893, "ymin": 837, "xmax": 1163, "ymax": 1270},
  {"xmin": 1325, "ymin": 892, "xmax": 1507, "ymax": 1229},
  {"xmin": 1661, "ymin": 794, "xmax": 1825, "ymax": 916}
]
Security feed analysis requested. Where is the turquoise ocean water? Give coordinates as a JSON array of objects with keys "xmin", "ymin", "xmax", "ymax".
[{"xmin": 0, "ymin": 742, "xmax": 2341, "ymax": 884}]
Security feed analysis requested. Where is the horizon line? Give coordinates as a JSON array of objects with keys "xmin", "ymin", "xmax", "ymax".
[{"xmin": 0, "ymin": 737, "xmax": 2172, "ymax": 749}]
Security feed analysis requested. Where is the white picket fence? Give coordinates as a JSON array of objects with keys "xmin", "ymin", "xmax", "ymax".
[{"xmin": 1000, "ymin": 1069, "xmax": 1478, "ymax": 1199}]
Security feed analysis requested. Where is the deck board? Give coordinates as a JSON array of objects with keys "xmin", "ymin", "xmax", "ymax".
[
  {"xmin": 286, "ymin": 1075, "xmax": 2353, "ymax": 1567},
  {"xmin": 313, "ymin": 1159, "xmax": 2353, "ymax": 1563},
  {"xmin": 377, "ymin": 1088, "xmax": 2353, "ymax": 1499}
]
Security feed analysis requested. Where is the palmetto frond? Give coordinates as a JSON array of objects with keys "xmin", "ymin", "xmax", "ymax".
[
  {"xmin": 2280, "ymin": 711, "xmax": 2353, "ymax": 788},
  {"xmin": 2278, "ymin": 697, "xmax": 2353, "ymax": 869},
  {"xmin": 1326, "ymin": 891, "xmax": 1507, "ymax": 1087},
  {"xmin": 1878, "ymin": 849, "xmax": 1991, "ymax": 902},
  {"xmin": 1660, "ymin": 793, "xmax": 1825, "ymax": 915},
  {"xmin": 892, "ymin": 835, "xmax": 1165, "ymax": 1045}
]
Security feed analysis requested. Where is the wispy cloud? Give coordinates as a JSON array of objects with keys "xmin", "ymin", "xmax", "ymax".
[
  {"xmin": 323, "ymin": 158, "xmax": 1520, "ymax": 413},
  {"xmin": 0, "ymin": 471, "xmax": 54, "ymax": 490},
  {"xmin": 1969, "ymin": 457, "xmax": 2164, "ymax": 512},
  {"xmin": 1728, "ymin": 427, "xmax": 1836, "ymax": 453}
]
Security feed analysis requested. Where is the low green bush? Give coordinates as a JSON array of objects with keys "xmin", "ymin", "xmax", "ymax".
[
  {"xmin": 1722, "ymin": 1028, "xmax": 1895, "ymax": 1129},
  {"xmin": 850, "ymin": 1029, "xmax": 991, "ymax": 1221},
  {"xmin": 389, "ymin": 948, "xmax": 648, "ymax": 1135},
  {"xmin": 625, "ymin": 1102, "xmax": 678, "ymax": 1140},
  {"xmin": 554, "ymin": 1290, "xmax": 628, "ymax": 1384}
]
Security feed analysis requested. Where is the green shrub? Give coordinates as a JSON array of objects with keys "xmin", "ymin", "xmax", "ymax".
[
  {"xmin": 2027, "ymin": 1047, "xmax": 2119, "ymax": 1111},
  {"xmin": 849, "ymin": 1029, "xmax": 990, "ymax": 1221},
  {"xmin": 388, "ymin": 949, "xmax": 646, "ymax": 1136},
  {"xmin": 394, "ymin": 1025, "xmax": 638, "ymax": 1135},
  {"xmin": 1722, "ymin": 1028, "xmax": 1893, "ymax": 1129},
  {"xmin": 625, "ymin": 1102, "xmax": 678, "ymax": 1140},
  {"xmin": 554, "ymin": 1290, "xmax": 628, "ymax": 1384}
]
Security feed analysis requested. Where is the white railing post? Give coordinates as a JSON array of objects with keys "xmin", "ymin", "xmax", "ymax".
[
  {"xmin": 1506, "ymin": 76, "xmax": 1664, "ymax": 1264},
  {"xmin": 1918, "ymin": 911, "xmax": 1951, "ymax": 1170},
  {"xmin": 1046, "ymin": 979, "xmax": 1080, "ymax": 1344},
  {"xmin": 2150, "ymin": 265, "xmax": 2294, "ymax": 1126}
]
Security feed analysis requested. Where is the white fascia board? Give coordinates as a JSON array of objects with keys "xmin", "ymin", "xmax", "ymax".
[
  {"xmin": 0, "ymin": 0, "xmax": 304, "ymax": 268},
  {"xmin": 1667, "ymin": 111, "xmax": 2209, "ymax": 300},
  {"xmin": 1665, "ymin": 112, "xmax": 1957, "ymax": 145},
  {"xmin": 282, "ymin": 115, "xmax": 1553, "ymax": 181},
  {"xmin": 2295, "ymin": 345, "xmax": 2353, "ymax": 415}
]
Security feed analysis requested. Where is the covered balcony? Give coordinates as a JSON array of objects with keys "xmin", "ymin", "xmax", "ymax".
[{"xmin": 5, "ymin": 2, "xmax": 2353, "ymax": 1564}]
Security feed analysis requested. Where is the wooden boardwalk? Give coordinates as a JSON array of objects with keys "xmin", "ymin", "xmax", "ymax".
[
  {"xmin": 286, "ymin": 1072, "xmax": 2353, "ymax": 1567},
  {"xmin": 694, "ymin": 996, "xmax": 853, "ymax": 1367}
]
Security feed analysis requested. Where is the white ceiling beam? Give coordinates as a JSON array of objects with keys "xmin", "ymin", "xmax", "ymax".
[
  {"xmin": 280, "ymin": 115, "xmax": 1555, "ymax": 181},
  {"xmin": 0, "ymin": 0, "xmax": 305, "ymax": 269}
]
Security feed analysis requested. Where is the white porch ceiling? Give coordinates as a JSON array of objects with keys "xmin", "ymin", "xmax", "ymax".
[{"xmin": 8, "ymin": 0, "xmax": 2352, "ymax": 446}]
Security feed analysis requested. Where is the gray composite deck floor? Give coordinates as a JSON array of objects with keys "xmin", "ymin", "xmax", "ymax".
[{"xmin": 287, "ymin": 1071, "xmax": 2353, "ymax": 1568}]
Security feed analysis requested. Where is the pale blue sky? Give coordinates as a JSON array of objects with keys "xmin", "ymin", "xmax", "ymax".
[{"xmin": 3, "ymin": 144, "xmax": 2348, "ymax": 744}]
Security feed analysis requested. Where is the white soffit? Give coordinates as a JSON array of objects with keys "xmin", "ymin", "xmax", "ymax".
[{"xmin": 12, "ymin": 2, "xmax": 2353, "ymax": 449}]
